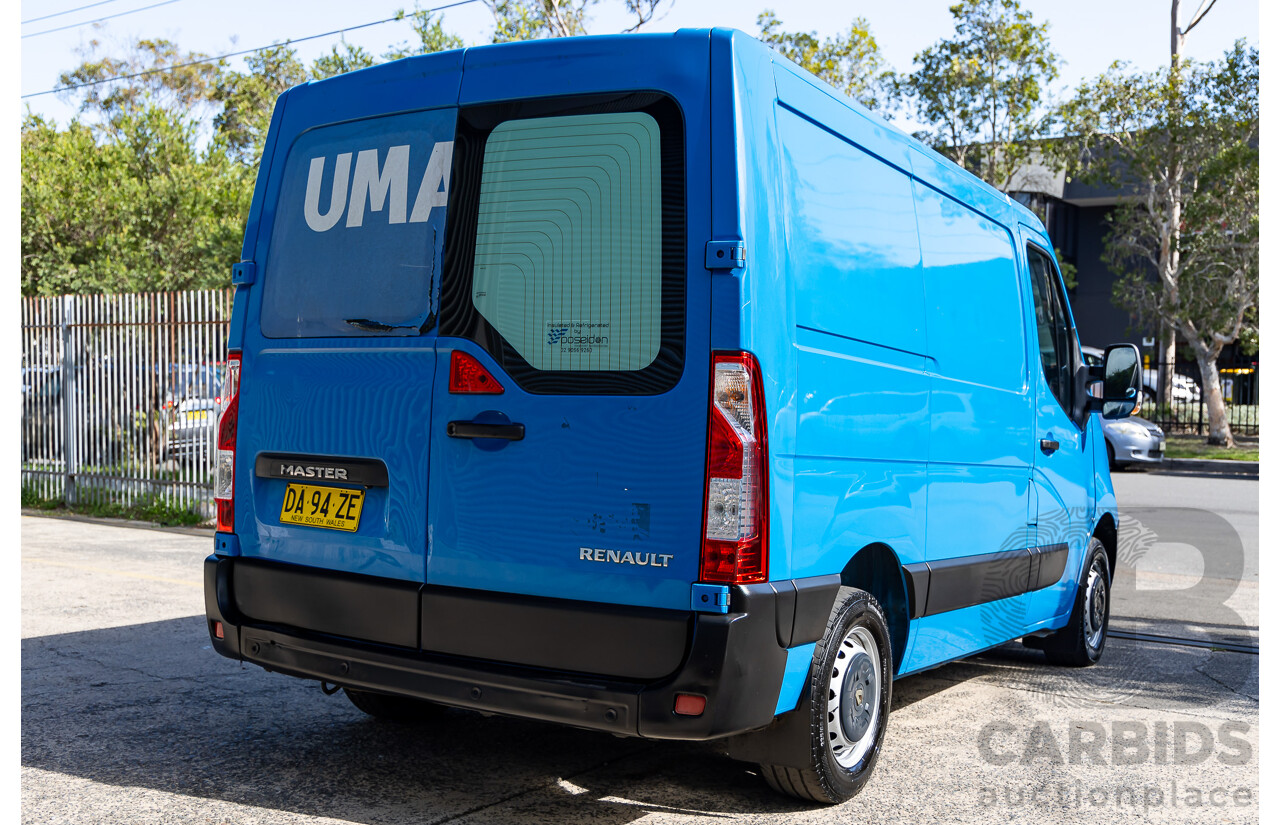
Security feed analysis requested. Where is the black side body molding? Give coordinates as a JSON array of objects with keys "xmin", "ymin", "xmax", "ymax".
[{"xmin": 901, "ymin": 544, "xmax": 1070, "ymax": 619}]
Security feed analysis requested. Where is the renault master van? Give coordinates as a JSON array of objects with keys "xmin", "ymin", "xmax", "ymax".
[{"xmin": 205, "ymin": 29, "xmax": 1143, "ymax": 803}]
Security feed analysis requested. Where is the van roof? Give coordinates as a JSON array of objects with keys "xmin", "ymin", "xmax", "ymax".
[{"xmin": 275, "ymin": 28, "xmax": 1047, "ymax": 244}]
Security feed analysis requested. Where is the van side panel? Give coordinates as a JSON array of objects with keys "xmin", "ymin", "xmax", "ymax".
[
  {"xmin": 904, "ymin": 182, "xmax": 1037, "ymax": 672},
  {"xmin": 720, "ymin": 32, "xmax": 793, "ymax": 577},
  {"xmin": 766, "ymin": 66, "xmax": 930, "ymax": 601}
]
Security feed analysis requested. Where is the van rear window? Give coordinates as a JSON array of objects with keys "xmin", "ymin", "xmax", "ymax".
[
  {"xmin": 259, "ymin": 109, "xmax": 456, "ymax": 338},
  {"xmin": 441, "ymin": 94, "xmax": 686, "ymax": 395}
]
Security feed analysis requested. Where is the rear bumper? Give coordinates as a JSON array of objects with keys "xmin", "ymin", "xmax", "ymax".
[{"xmin": 205, "ymin": 554, "xmax": 838, "ymax": 740}]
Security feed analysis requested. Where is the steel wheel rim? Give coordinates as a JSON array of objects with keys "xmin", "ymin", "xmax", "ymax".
[
  {"xmin": 1083, "ymin": 557, "xmax": 1107, "ymax": 651},
  {"xmin": 827, "ymin": 624, "xmax": 881, "ymax": 769}
]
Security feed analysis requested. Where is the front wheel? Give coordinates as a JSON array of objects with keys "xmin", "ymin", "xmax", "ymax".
[
  {"xmin": 1036, "ymin": 538, "xmax": 1111, "ymax": 667},
  {"xmin": 759, "ymin": 588, "xmax": 892, "ymax": 804}
]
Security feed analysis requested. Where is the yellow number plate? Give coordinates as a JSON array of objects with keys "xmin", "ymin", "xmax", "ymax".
[{"xmin": 280, "ymin": 483, "xmax": 365, "ymax": 532}]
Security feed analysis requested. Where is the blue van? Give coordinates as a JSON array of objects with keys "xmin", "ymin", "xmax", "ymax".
[{"xmin": 204, "ymin": 29, "xmax": 1143, "ymax": 803}]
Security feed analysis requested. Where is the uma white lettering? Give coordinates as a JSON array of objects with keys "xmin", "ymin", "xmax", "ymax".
[{"xmin": 304, "ymin": 141, "xmax": 454, "ymax": 232}]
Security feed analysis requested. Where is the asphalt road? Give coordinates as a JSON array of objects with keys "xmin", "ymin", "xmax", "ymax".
[
  {"xmin": 22, "ymin": 475, "xmax": 1259, "ymax": 824},
  {"xmin": 1110, "ymin": 472, "xmax": 1258, "ymax": 641}
]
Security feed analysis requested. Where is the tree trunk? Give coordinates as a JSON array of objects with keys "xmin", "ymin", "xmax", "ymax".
[
  {"xmin": 1192, "ymin": 349, "xmax": 1234, "ymax": 447},
  {"xmin": 1159, "ymin": 326, "xmax": 1176, "ymax": 406}
]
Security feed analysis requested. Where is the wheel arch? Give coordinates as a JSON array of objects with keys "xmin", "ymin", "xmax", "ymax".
[
  {"xmin": 1092, "ymin": 512, "xmax": 1117, "ymax": 577},
  {"xmin": 839, "ymin": 543, "xmax": 910, "ymax": 673}
]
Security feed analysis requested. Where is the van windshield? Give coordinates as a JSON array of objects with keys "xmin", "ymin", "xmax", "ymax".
[{"xmin": 259, "ymin": 109, "xmax": 457, "ymax": 338}]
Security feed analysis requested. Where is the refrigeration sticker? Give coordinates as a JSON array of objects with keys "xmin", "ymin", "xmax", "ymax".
[{"xmin": 546, "ymin": 320, "xmax": 610, "ymax": 354}]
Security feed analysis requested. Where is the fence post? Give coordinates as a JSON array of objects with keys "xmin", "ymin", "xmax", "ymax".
[{"xmin": 60, "ymin": 295, "xmax": 78, "ymax": 505}]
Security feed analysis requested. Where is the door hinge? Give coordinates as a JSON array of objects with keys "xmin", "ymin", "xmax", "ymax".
[
  {"xmin": 691, "ymin": 582, "xmax": 731, "ymax": 613},
  {"xmin": 705, "ymin": 241, "xmax": 746, "ymax": 271},
  {"xmin": 231, "ymin": 261, "xmax": 257, "ymax": 286}
]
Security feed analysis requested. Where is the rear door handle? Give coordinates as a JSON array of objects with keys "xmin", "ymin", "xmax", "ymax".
[
  {"xmin": 1040, "ymin": 438, "xmax": 1060, "ymax": 454},
  {"xmin": 447, "ymin": 421, "xmax": 525, "ymax": 441}
]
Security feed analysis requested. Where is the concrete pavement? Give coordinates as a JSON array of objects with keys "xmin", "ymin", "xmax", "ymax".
[{"xmin": 21, "ymin": 473, "xmax": 1259, "ymax": 823}]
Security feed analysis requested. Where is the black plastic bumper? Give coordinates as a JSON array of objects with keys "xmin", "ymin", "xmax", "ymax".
[{"xmin": 204, "ymin": 554, "xmax": 839, "ymax": 740}]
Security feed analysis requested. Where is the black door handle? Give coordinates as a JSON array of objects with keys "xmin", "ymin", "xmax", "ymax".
[
  {"xmin": 1040, "ymin": 438, "xmax": 1060, "ymax": 454},
  {"xmin": 447, "ymin": 421, "xmax": 525, "ymax": 441}
]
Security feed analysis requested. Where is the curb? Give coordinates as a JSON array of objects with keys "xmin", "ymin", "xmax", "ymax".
[
  {"xmin": 1153, "ymin": 458, "xmax": 1259, "ymax": 477},
  {"xmin": 21, "ymin": 508, "xmax": 216, "ymax": 539}
]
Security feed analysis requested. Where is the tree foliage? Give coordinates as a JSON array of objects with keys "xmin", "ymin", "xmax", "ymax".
[
  {"xmin": 21, "ymin": 109, "xmax": 251, "ymax": 295},
  {"xmin": 756, "ymin": 10, "xmax": 893, "ymax": 111},
  {"xmin": 902, "ymin": 0, "xmax": 1059, "ymax": 189},
  {"xmin": 483, "ymin": 0, "xmax": 662, "ymax": 42},
  {"xmin": 1052, "ymin": 42, "xmax": 1258, "ymax": 445}
]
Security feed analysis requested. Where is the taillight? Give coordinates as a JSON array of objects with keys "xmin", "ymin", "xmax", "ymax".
[
  {"xmin": 449, "ymin": 350, "xmax": 504, "ymax": 394},
  {"xmin": 700, "ymin": 351, "xmax": 769, "ymax": 584},
  {"xmin": 214, "ymin": 352, "xmax": 241, "ymax": 533}
]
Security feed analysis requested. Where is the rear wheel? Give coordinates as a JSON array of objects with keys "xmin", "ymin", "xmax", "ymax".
[
  {"xmin": 344, "ymin": 688, "xmax": 442, "ymax": 722},
  {"xmin": 759, "ymin": 588, "xmax": 892, "ymax": 804}
]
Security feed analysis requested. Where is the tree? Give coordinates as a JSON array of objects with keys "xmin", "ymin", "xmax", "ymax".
[
  {"xmin": 312, "ymin": 42, "xmax": 377, "ymax": 80},
  {"xmin": 902, "ymin": 0, "xmax": 1059, "ymax": 189},
  {"xmin": 382, "ymin": 8, "xmax": 466, "ymax": 60},
  {"xmin": 21, "ymin": 108, "xmax": 251, "ymax": 296},
  {"xmin": 211, "ymin": 45, "xmax": 308, "ymax": 166},
  {"xmin": 1053, "ymin": 42, "xmax": 1258, "ymax": 446},
  {"xmin": 756, "ymin": 10, "xmax": 893, "ymax": 111},
  {"xmin": 1149, "ymin": 0, "xmax": 1222, "ymax": 405},
  {"xmin": 56, "ymin": 37, "xmax": 225, "ymax": 129},
  {"xmin": 484, "ymin": 0, "xmax": 663, "ymax": 42}
]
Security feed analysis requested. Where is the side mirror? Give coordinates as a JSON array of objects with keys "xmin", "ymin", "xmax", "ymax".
[{"xmin": 1089, "ymin": 343, "xmax": 1141, "ymax": 419}]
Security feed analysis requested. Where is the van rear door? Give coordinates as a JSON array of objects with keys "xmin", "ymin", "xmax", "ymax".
[
  {"xmin": 234, "ymin": 62, "xmax": 461, "ymax": 586},
  {"xmin": 426, "ymin": 90, "xmax": 711, "ymax": 613}
]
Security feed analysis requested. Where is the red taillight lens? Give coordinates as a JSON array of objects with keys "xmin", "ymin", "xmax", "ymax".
[
  {"xmin": 214, "ymin": 353, "xmax": 241, "ymax": 533},
  {"xmin": 700, "ymin": 351, "xmax": 769, "ymax": 584},
  {"xmin": 449, "ymin": 351, "xmax": 504, "ymax": 394}
]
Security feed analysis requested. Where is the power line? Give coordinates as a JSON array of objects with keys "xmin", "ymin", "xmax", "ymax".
[
  {"xmin": 23, "ymin": 0, "xmax": 130, "ymax": 26},
  {"xmin": 23, "ymin": 0, "xmax": 187, "ymax": 39},
  {"xmin": 21, "ymin": 0, "xmax": 481, "ymax": 100}
]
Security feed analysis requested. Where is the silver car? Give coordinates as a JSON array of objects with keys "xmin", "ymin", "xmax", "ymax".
[{"xmin": 1103, "ymin": 414, "xmax": 1166, "ymax": 469}]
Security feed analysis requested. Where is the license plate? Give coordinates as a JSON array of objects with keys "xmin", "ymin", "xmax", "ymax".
[
  {"xmin": 185, "ymin": 411, "xmax": 208, "ymax": 421},
  {"xmin": 280, "ymin": 483, "xmax": 365, "ymax": 532}
]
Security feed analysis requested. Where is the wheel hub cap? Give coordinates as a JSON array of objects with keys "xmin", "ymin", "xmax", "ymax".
[{"xmin": 839, "ymin": 651, "xmax": 876, "ymax": 743}]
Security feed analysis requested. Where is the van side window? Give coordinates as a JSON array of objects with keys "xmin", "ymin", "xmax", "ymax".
[
  {"xmin": 1027, "ymin": 245, "xmax": 1074, "ymax": 413},
  {"xmin": 441, "ymin": 94, "xmax": 685, "ymax": 395}
]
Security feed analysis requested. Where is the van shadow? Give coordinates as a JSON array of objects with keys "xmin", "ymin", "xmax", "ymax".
[
  {"xmin": 893, "ymin": 634, "xmax": 1259, "ymax": 712},
  {"xmin": 22, "ymin": 617, "xmax": 813, "ymax": 823}
]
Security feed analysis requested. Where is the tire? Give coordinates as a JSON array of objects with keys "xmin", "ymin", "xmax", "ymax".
[
  {"xmin": 1106, "ymin": 441, "xmax": 1118, "ymax": 471},
  {"xmin": 759, "ymin": 588, "xmax": 893, "ymax": 804},
  {"xmin": 344, "ymin": 688, "xmax": 442, "ymax": 722},
  {"xmin": 1037, "ymin": 538, "xmax": 1111, "ymax": 667}
]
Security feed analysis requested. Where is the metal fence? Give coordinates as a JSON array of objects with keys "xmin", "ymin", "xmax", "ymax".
[
  {"xmin": 21, "ymin": 290, "xmax": 232, "ymax": 518},
  {"xmin": 1142, "ymin": 360, "xmax": 1260, "ymax": 437}
]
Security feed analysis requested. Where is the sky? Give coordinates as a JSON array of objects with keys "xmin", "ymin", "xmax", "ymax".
[{"xmin": 18, "ymin": 0, "xmax": 1261, "ymax": 129}]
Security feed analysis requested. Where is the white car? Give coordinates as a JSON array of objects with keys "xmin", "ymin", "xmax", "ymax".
[{"xmin": 1081, "ymin": 346, "xmax": 1200, "ymax": 403}]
